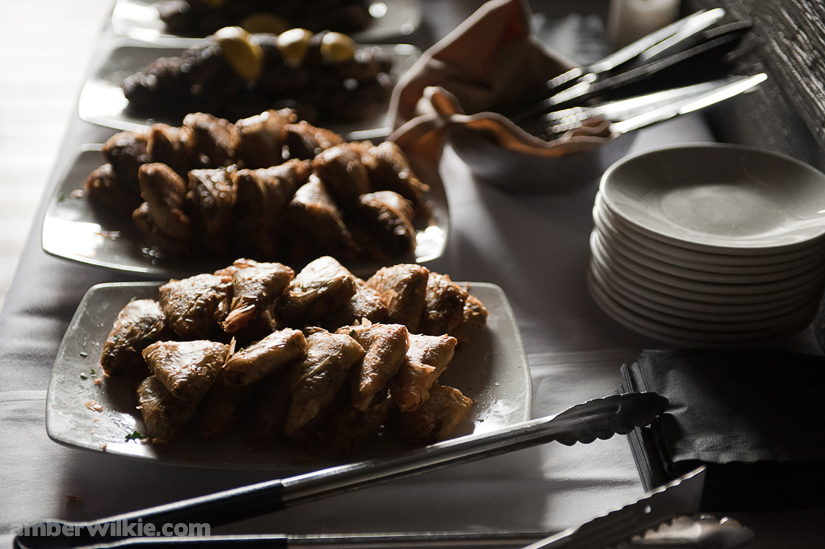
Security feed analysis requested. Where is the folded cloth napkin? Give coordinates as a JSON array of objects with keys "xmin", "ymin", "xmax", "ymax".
[
  {"xmin": 620, "ymin": 348, "xmax": 825, "ymax": 512},
  {"xmin": 387, "ymin": 0, "xmax": 614, "ymax": 163}
]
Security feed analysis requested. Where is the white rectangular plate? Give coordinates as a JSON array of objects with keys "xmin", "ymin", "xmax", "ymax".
[
  {"xmin": 79, "ymin": 41, "xmax": 418, "ymax": 139},
  {"xmin": 42, "ymin": 145, "xmax": 448, "ymax": 278},
  {"xmin": 112, "ymin": 0, "xmax": 422, "ymax": 44},
  {"xmin": 46, "ymin": 282, "xmax": 532, "ymax": 470}
]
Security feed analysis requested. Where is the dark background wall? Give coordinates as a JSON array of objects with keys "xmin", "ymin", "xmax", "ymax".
[{"xmin": 687, "ymin": 0, "xmax": 825, "ymax": 171}]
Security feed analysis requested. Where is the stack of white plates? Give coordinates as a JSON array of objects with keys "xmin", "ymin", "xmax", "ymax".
[{"xmin": 588, "ymin": 144, "xmax": 825, "ymax": 345}]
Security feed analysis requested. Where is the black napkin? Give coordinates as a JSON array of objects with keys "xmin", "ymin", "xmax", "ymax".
[{"xmin": 620, "ymin": 348, "xmax": 825, "ymax": 512}]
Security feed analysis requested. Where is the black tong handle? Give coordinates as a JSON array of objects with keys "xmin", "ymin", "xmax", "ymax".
[{"xmin": 14, "ymin": 393, "xmax": 668, "ymax": 549}]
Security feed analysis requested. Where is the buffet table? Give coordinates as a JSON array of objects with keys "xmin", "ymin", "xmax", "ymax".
[{"xmin": 2, "ymin": 1, "xmax": 825, "ymax": 547}]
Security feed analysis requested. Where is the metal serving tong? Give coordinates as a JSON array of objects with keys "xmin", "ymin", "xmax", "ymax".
[
  {"xmin": 504, "ymin": 8, "xmax": 727, "ymax": 116},
  {"xmin": 522, "ymin": 72, "xmax": 767, "ymax": 141},
  {"xmin": 14, "ymin": 392, "xmax": 667, "ymax": 549}
]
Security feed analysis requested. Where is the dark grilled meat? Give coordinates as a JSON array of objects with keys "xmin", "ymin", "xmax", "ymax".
[
  {"xmin": 101, "ymin": 130, "xmax": 151, "ymax": 193},
  {"xmin": 288, "ymin": 176, "xmax": 360, "ymax": 259},
  {"xmin": 356, "ymin": 190, "xmax": 416, "ymax": 257},
  {"xmin": 183, "ymin": 112, "xmax": 237, "ymax": 168},
  {"xmin": 311, "ymin": 143, "xmax": 370, "ymax": 208},
  {"xmin": 137, "ymin": 162, "xmax": 195, "ymax": 239},
  {"xmin": 85, "ymin": 163, "xmax": 143, "ymax": 217},
  {"xmin": 233, "ymin": 159, "xmax": 310, "ymax": 232}
]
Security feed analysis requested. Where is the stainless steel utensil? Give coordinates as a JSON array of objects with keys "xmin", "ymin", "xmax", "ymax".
[
  {"xmin": 523, "ymin": 467, "xmax": 753, "ymax": 549},
  {"xmin": 526, "ymin": 73, "xmax": 766, "ymax": 141},
  {"xmin": 510, "ymin": 22, "xmax": 749, "ymax": 125},
  {"xmin": 502, "ymin": 9, "xmax": 727, "ymax": 116},
  {"xmin": 14, "ymin": 392, "xmax": 668, "ymax": 549}
]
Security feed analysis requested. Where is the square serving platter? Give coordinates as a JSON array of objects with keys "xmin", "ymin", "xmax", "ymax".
[
  {"xmin": 78, "ymin": 41, "xmax": 419, "ymax": 139},
  {"xmin": 42, "ymin": 145, "xmax": 448, "ymax": 279},
  {"xmin": 46, "ymin": 281, "xmax": 532, "ymax": 470},
  {"xmin": 111, "ymin": 0, "xmax": 423, "ymax": 44}
]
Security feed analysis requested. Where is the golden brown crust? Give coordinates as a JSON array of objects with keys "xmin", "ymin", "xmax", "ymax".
[
  {"xmin": 159, "ymin": 273, "xmax": 233, "ymax": 339},
  {"xmin": 391, "ymin": 333, "xmax": 456, "ymax": 412},
  {"xmin": 419, "ymin": 273, "xmax": 469, "ymax": 336},
  {"xmin": 365, "ymin": 264, "xmax": 429, "ymax": 333},
  {"xmin": 284, "ymin": 330, "xmax": 365, "ymax": 436},
  {"xmin": 340, "ymin": 323, "xmax": 408, "ymax": 411},
  {"xmin": 142, "ymin": 340, "xmax": 229, "ymax": 402},
  {"xmin": 452, "ymin": 294, "xmax": 489, "ymax": 350},
  {"xmin": 137, "ymin": 375, "xmax": 198, "ymax": 444},
  {"xmin": 100, "ymin": 299, "xmax": 169, "ymax": 377},
  {"xmin": 400, "ymin": 383, "xmax": 474, "ymax": 445},
  {"xmin": 222, "ymin": 328, "xmax": 307, "ymax": 387}
]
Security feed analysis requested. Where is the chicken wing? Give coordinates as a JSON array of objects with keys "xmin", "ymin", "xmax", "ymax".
[
  {"xmin": 142, "ymin": 340, "xmax": 229, "ymax": 402},
  {"xmin": 147, "ymin": 123, "xmax": 195, "ymax": 177},
  {"xmin": 365, "ymin": 264, "xmax": 429, "ymax": 332},
  {"xmin": 85, "ymin": 163, "xmax": 143, "ymax": 218},
  {"xmin": 187, "ymin": 167, "xmax": 238, "ymax": 238},
  {"xmin": 137, "ymin": 375, "xmax": 199, "ymax": 444},
  {"xmin": 101, "ymin": 130, "xmax": 150, "ymax": 193},
  {"xmin": 159, "ymin": 273, "xmax": 233, "ymax": 339},
  {"xmin": 284, "ymin": 329, "xmax": 365, "ymax": 436},
  {"xmin": 283, "ymin": 120, "xmax": 344, "ymax": 160},
  {"xmin": 391, "ymin": 333, "xmax": 457, "ymax": 412},
  {"xmin": 100, "ymin": 299, "xmax": 170, "ymax": 378},
  {"xmin": 222, "ymin": 328, "xmax": 307, "ymax": 387}
]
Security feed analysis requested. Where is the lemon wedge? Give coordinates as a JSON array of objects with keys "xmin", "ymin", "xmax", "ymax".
[
  {"xmin": 276, "ymin": 28, "xmax": 313, "ymax": 66},
  {"xmin": 215, "ymin": 26, "xmax": 264, "ymax": 82},
  {"xmin": 320, "ymin": 32, "xmax": 356, "ymax": 63}
]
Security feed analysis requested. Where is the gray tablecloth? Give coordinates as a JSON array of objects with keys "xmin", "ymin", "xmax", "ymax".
[{"xmin": 2, "ymin": 1, "xmax": 825, "ymax": 547}]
